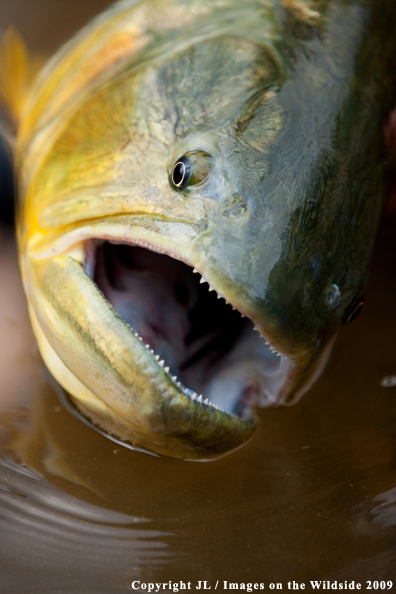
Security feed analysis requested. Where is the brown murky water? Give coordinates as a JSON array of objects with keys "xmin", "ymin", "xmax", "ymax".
[{"xmin": 1, "ymin": 3, "xmax": 396, "ymax": 593}]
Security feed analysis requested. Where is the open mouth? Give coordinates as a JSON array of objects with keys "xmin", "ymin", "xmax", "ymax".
[{"xmin": 85, "ymin": 240, "xmax": 291, "ymax": 422}]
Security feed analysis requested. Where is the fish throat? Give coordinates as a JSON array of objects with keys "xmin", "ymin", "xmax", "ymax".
[{"xmin": 89, "ymin": 240, "xmax": 290, "ymax": 421}]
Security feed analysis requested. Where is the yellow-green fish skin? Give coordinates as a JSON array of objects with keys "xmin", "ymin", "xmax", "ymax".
[{"xmin": 12, "ymin": 0, "xmax": 396, "ymax": 457}]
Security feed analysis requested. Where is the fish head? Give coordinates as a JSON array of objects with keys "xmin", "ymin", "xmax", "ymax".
[{"xmin": 17, "ymin": 5, "xmax": 383, "ymax": 458}]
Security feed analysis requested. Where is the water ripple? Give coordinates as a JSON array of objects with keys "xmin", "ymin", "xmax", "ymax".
[{"xmin": 0, "ymin": 452, "xmax": 169, "ymax": 593}]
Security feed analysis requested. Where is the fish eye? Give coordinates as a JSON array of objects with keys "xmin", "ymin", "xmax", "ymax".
[
  {"xmin": 345, "ymin": 299, "xmax": 364, "ymax": 323},
  {"xmin": 170, "ymin": 150, "xmax": 213, "ymax": 192}
]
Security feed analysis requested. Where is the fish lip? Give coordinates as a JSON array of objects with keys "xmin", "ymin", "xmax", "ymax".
[
  {"xmin": 55, "ymin": 381, "xmax": 256, "ymax": 461},
  {"xmin": 29, "ymin": 215, "xmax": 199, "ymax": 260}
]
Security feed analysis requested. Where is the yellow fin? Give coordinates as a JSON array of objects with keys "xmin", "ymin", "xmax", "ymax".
[{"xmin": 0, "ymin": 27, "xmax": 44, "ymax": 144}]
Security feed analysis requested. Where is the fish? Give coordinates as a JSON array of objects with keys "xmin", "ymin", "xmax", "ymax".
[{"xmin": 1, "ymin": 0, "xmax": 396, "ymax": 459}]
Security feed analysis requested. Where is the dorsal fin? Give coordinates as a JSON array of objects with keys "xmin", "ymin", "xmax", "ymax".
[{"xmin": 0, "ymin": 28, "xmax": 44, "ymax": 148}]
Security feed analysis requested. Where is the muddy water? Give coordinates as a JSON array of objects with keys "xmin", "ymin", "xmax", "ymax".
[{"xmin": 2, "ymin": 3, "xmax": 396, "ymax": 593}]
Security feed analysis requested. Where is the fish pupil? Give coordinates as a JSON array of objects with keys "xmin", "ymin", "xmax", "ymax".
[
  {"xmin": 173, "ymin": 162, "xmax": 185, "ymax": 186},
  {"xmin": 171, "ymin": 156, "xmax": 191, "ymax": 190}
]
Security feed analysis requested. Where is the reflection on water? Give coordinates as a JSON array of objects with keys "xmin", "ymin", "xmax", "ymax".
[
  {"xmin": 372, "ymin": 487, "xmax": 396, "ymax": 528},
  {"xmin": 1, "ymin": 214, "xmax": 396, "ymax": 591},
  {"xmin": 0, "ymin": 453, "xmax": 168, "ymax": 594}
]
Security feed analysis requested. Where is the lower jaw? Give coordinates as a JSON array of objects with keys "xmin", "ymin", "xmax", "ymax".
[{"xmin": 24, "ymin": 231, "xmax": 298, "ymax": 459}]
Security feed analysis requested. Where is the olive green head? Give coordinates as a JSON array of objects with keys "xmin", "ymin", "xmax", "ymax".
[{"xmin": 17, "ymin": 0, "xmax": 394, "ymax": 456}]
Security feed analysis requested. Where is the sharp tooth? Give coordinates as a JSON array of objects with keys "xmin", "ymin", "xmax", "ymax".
[
  {"xmin": 155, "ymin": 354, "xmax": 160, "ymax": 361},
  {"xmin": 150, "ymin": 349, "xmax": 154, "ymax": 354},
  {"xmin": 192, "ymin": 268, "xmax": 200, "ymax": 274},
  {"xmin": 145, "ymin": 343, "xmax": 150, "ymax": 348},
  {"xmin": 208, "ymin": 285, "xmax": 215, "ymax": 292},
  {"xmin": 199, "ymin": 277, "xmax": 206, "ymax": 284},
  {"xmin": 171, "ymin": 375, "xmax": 177, "ymax": 381},
  {"xmin": 265, "ymin": 340, "xmax": 269, "ymax": 345},
  {"xmin": 159, "ymin": 360, "xmax": 164, "ymax": 367},
  {"xmin": 164, "ymin": 366, "xmax": 170, "ymax": 373},
  {"xmin": 198, "ymin": 395, "xmax": 203, "ymax": 403},
  {"xmin": 204, "ymin": 398, "xmax": 209, "ymax": 405}
]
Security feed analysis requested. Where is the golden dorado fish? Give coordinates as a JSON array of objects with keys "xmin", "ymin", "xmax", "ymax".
[{"xmin": 2, "ymin": 0, "xmax": 396, "ymax": 459}]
